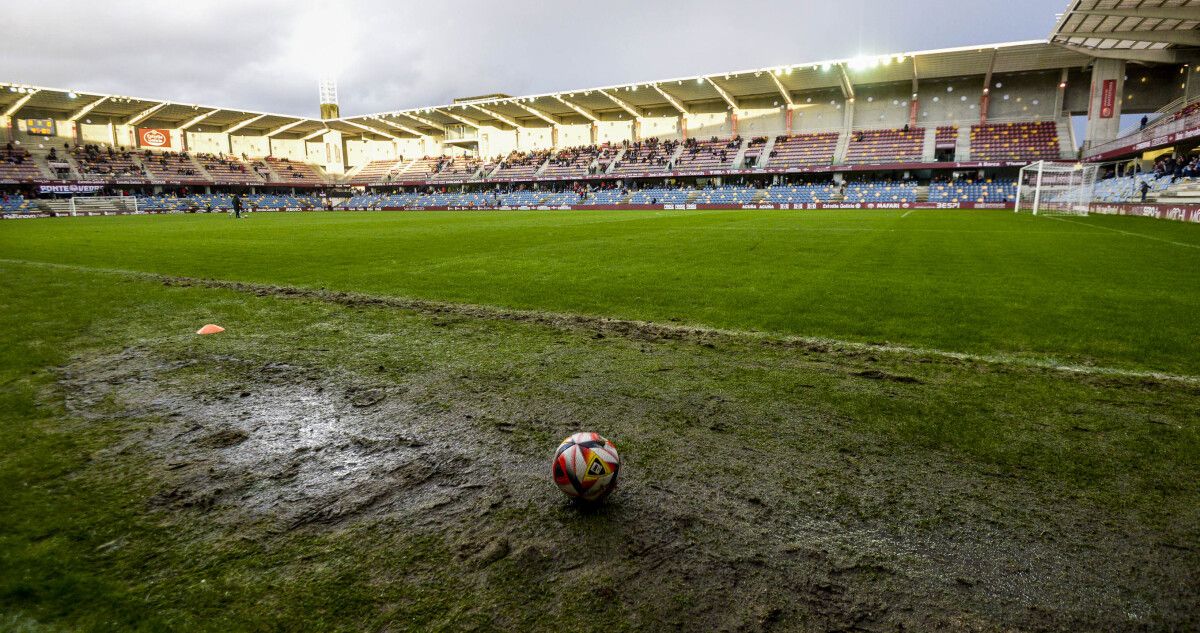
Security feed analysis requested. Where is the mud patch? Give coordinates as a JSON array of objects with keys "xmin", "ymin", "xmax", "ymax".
[
  {"xmin": 59, "ymin": 349, "xmax": 499, "ymax": 530},
  {"xmin": 852, "ymin": 368, "xmax": 924, "ymax": 384}
]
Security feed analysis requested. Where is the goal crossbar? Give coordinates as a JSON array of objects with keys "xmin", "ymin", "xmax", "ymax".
[
  {"xmin": 68, "ymin": 196, "xmax": 140, "ymax": 216},
  {"xmin": 1014, "ymin": 161, "xmax": 1098, "ymax": 216}
]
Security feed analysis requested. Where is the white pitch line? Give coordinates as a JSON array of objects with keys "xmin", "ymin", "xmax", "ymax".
[
  {"xmin": 1046, "ymin": 216, "xmax": 1200, "ymax": 250},
  {"xmin": 901, "ymin": 210, "xmax": 914, "ymax": 218},
  {"xmin": 2, "ymin": 257, "xmax": 1199, "ymax": 385}
]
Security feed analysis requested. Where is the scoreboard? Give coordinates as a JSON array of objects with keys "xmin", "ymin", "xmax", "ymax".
[{"xmin": 23, "ymin": 118, "xmax": 55, "ymax": 136}]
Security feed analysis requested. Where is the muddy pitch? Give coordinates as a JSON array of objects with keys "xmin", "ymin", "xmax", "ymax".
[{"xmin": 55, "ymin": 321, "xmax": 1199, "ymax": 631}]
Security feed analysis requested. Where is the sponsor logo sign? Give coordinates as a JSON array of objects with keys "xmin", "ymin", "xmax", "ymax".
[
  {"xmin": 1099, "ymin": 79, "xmax": 1117, "ymax": 118},
  {"xmin": 138, "ymin": 128, "xmax": 171, "ymax": 148},
  {"xmin": 38, "ymin": 184, "xmax": 105, "ymax": 194}
]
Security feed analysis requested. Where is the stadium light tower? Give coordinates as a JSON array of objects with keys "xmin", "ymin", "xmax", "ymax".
[{"xmin": 318, "ymin": 78, "xmax": 340, "ymax": 120}]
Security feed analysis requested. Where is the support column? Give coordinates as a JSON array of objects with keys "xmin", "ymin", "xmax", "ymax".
[
  {"xmin": 321, "ymin": 129, "xmax": 345, "ymax": 176},
  {"xmin": 1084, "ymin": 58, "xmax": 1126, "ymax": 149},
  {"xmin": 785, "ymin": 106, "xmax": 793, "ymax": 135},
  {"xmin": 680, "ymin": 114, "xmax": 688, "ymax": 141},
  {"xmin": 730, "ymin": 111, "xmax": 738, "ymax": 137}
]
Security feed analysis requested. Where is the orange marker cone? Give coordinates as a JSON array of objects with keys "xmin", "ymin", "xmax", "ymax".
[{"xmin": 196, "ymin": 324, "xmax": 225, "ymax": 335}]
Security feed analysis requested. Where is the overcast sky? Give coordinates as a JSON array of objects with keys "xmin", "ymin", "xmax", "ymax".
[{"xmin": 3, "ymin": 0, "xmax": 1063, "ymax": 118}]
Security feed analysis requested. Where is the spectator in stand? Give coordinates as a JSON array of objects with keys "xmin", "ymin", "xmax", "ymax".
[
  {"xmin": 1140, "ymin": 179, "xmax": 1150, "ymax": 202},
  {"xmin": 1140, "ymin": 115, "xmax": 1149, "ymax": 130}
]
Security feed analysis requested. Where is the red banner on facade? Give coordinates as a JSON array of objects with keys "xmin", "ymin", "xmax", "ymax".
[
  {"xmin": 138, "ymin": 128, "xmax": 171, "ymax": 148},
  {"xmin": 1099, "ymin": 79, "xmax": 1116, "ymax": 118}
]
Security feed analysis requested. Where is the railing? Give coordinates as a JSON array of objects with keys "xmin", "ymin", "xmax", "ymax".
[{"xmin": 1083, "ymin": 104, "xmax": 1200, "ymax": 160}]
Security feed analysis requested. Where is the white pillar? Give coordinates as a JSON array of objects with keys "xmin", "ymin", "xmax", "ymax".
[{"xmin": 1084, "ymin": 58, "xmax": 1126, "ymax": 150}]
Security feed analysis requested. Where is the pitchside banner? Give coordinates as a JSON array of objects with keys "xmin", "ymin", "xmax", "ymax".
[
  {"xmin": 1099, "ymin": 79, "xmax": 1116, "ymax": 118},
  {"xmin": 38, "ymin": 184, "xmax": 104, "ymax": 195},
  {"xmin": 138, "ymin": 128, "xmax": 172, "ymax": 149}
]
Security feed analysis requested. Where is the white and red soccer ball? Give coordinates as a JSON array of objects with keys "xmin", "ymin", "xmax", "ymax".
[{"xmin": 552, "ymin": 432, "xmax": 620, "ymax": 502}]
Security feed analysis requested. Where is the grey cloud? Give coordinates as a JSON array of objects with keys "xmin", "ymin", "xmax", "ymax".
[{"xmin": 3, "ymin": 0, "xmax": 1061, "ymax": 117}]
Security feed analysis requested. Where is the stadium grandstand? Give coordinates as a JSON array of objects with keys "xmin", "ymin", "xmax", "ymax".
[{"xmin": 2, "ymin": 1, "xmax": 1199, "ymax": 216}]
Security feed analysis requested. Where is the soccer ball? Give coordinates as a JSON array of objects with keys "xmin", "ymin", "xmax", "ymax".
[{"xmin": 552, "ymin": 432, "xmax": 621, "ymax": 502}]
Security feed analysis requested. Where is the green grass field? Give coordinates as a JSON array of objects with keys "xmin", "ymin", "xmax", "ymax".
[
  {"xmin": 3, "ymin": 208, "xmax": 1200, "ymax": 374},
  {"xmin": 1, "ymin": 209, "xmax": 1198, "ymax": 631}
]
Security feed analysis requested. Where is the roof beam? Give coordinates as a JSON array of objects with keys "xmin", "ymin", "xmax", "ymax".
[
  {"xmin": 397, "ymin": 112, "xmax": 446, "ymax": 133},
  {"xmin": 437, "ymin": 108, "xmax": 481, "ymax": 128},
  {"xmin": 224, "ymin": 113, "xmax": 268, "ymax": 134},
  {"xmin": 342, "ymin": 120, "xmax": 401, "ymax": 141},
  {"xmin": 837, "ymin": 64, "xmax": 855, "ymax": 101},
  {"xmin": 552, "ymin": 95, "xmax": 599, "ymax": 122},
  {"xmin": 1052, "ymin": 41, "xmax": 1199, "ymax": 64},
  {"xmin": 705, "ymin": 77, "xmax": 740, "ymax": 110},
  {"xmin": 2, "ymin": 90, "xmax": 37, "ymax": 117},
  {"xmin": 178, "ymin": 109, "xmax": 219, "ymax": 131},
  {"xmin": 651, "ymin": 84, "xmax": 690, "ymax": 116},
  {"xmin": 370, "ymin": 116, "xmax": 426, "ymax": 137},
  {"xmin": 300, "ymin": 128, "xmax": 328, "ymax": 141},
  {"xmin": 911, "ymin": 55, "xmax": 920, "ymax": 95},
  {"xmin": 512, "ymin": 101, "xmax": 561, "ymax": 125},
  {"xmin": 265, "ymin": 120, "xmax": 305, "ymax": 137},
  {"xmin": 1060, "ymin": 30, "xmax": 1200, "ymax": 47},
  {"xmin": 470, "ymin": 104, "xmax": 521, "ymax": 128},
  {"xmin": 982, "ymin": 48, "xmax": 998, "ymax": 95},
  {"xmin": 68, "ymin": 95, "xmax": 108, "ymax": 122},
  {"xmin": 766, "ymin": 73, "xmax": 793, "ymax": 108},
  {"xmin": 125, "ymin": 102, "xmax": 167, "ymax": 126},
  {"xmin": 598, "ymin": 89, "xmax": 641, "ymax": 118},
  {"xmin": 1070, "ymin": 8, "xmax": 1200, "ymax": 21}
]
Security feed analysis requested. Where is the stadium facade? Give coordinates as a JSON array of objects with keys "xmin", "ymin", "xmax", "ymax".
[{"xmin": 1, "ymin": 0, "xmax": 1199, "ymax": 215}]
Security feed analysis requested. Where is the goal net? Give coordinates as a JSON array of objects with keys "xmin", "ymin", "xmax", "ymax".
[
  {"xmin": 1014, "ymin": 161, "xmax": 1099, "ymax": 216},
  {"xmin": 69, "ymin": 196, "xmax": 139, "ymax": 216}
]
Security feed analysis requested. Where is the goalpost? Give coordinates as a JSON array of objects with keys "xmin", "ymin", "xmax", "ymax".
[
  {"xmin": 68, "ymin": 196, "xmax": 140, "ymax": 216},
  {"xmin": 1014, "ymin": 161, "xmax": 1099, "ymax": 216}
]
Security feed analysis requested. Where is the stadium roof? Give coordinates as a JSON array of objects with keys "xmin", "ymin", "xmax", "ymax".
[
  {"xmin": 342, "ymin": 40, "xmax": 1092, "ymax": 138},
  {"xmin": 1051, "ymin": 0, "xmax": 1200, "ymax": 62},
  {"xmin": 0, "ymin": 82, "xmax": 333, "ymax": 138},
  {"xmin": 4, "ymin": 29, "xmax": 1189, "ymax": 141}
]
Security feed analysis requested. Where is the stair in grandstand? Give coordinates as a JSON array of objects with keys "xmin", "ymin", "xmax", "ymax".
[
  {"xmin": 754, "ymin": 136, "xmax": 778, "ymax": 169},
  {"xmin": 957, "ymin": 125, "xmax": 972, "ymax": 161},
  {"xmin": 29, "ymin": 151, "xmax": 63, "ymax": 180},
  {"xmin": 915, "ymin": 185, "xmax": 930, "ymax": 202},
  {"xmin": 833, "ymin": 130, "xmax": 851, "ymax": 164},
  {"xmin": 731, "ymin": 137, "xmax": 751, "ymax": 170},
  {"xmin": 921, "ymin": 128, "xmax": 937, "ymax": 162},
  {"xmin": 604, "ymin": 148, "xmax": 627, "ymax": 174},
  {"xmin": 668, "ymin": 143, "xmax": 685, "ymax": 168},
  {"xmin": 1147, "ymin": 179, "xmax": 1200, "ymax": 204},
  {"xmin": 249, "ymin": 158, "xmax": 281, "ymax": 182},
  {"xmin": 1056, "ymin": 119, "xmax": 1077, "ymax": 160},
  {"xmin": 393, "ymin": 157, "xmax": 421, "ymax": 176}
]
